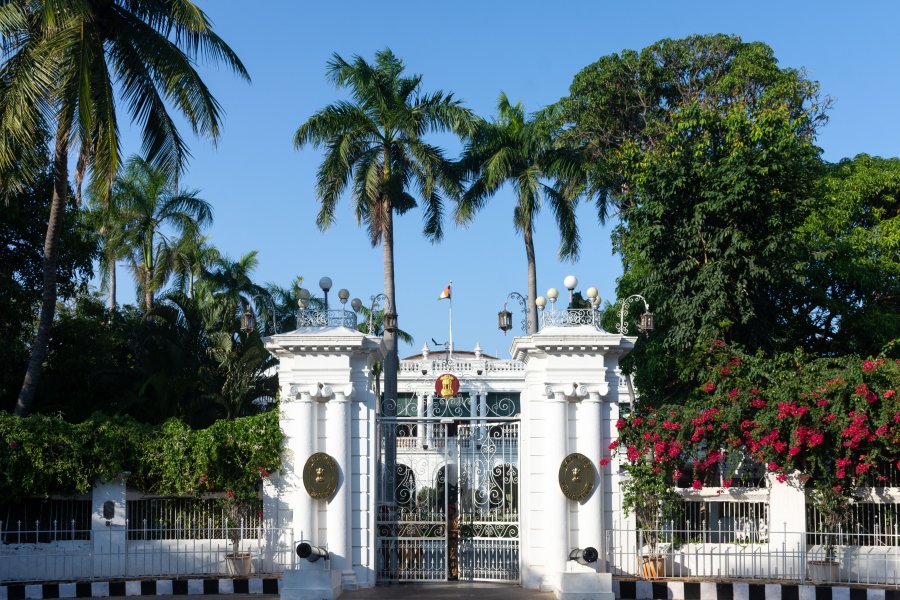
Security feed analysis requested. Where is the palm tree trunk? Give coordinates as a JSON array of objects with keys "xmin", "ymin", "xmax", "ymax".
[
  {"xmin": 524, "ymin": 224, "xmax": 538, "ymax": 334},
  {"xmin": 381, "ymin": 198, "xmax": 398, "ymax": 513},
  {"xmin": 144, "ymin": 270, "xmax": 154, "ymax": 310},
  {"xmin": 108, "ymin": 261, "xmax": 117, "ymax": 310},
  {"xmin": 15, "ymin": 132, "xmax": 69, "ymax": 416}
]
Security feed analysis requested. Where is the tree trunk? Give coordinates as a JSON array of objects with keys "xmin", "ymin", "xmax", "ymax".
[
  {"xmin": 15, "ymin": 132, "xmax": 69, "ymax": 416},
  {"xmin": 381, "ymin": 198, "xmax": 398, "ymax": 514},
  {"xmin": 108, "ymin": 260, "xmax": 116, "ymax": 310},
  {"xmin": 144, "ymin": 270, "xmax": 153, "ymax": 311},
  {"xmin": 524, "ymin": 224, "xmax": 538, "ymax": 334}
]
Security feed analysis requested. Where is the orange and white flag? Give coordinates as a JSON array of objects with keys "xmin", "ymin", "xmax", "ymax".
[{"xmin": 438, "ymin": 282, "xmax": 451, "ymax": 300}]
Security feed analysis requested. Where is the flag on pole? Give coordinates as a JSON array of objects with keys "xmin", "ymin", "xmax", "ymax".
[{"xmin": 438, "ymin": 282, "xmax": 451, "ymax": 300}]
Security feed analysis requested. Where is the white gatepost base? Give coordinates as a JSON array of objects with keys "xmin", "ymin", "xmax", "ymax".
[
  {"xmin": 558, "ymin": 572, "xmax": 615, "ymax": 600},
  {"xmin": 280, "ymin": 565, "xmax": 342, "ymax": 600}
]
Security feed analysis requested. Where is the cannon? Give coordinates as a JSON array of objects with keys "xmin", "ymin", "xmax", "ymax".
[
  {"xmin": 296, "ymin": 542, "xmax": 329, "ymax": 562},
  {"xmin": 568, "ymin": 546, "xmax": 599, "ymax": 565}
]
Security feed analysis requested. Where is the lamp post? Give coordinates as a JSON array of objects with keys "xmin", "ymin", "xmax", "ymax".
[
  {"xmin": 240, "ymin": 294, "xmax": 280, "ymax": 335},
  {"xmin": 617, "ymin": 294, "xmax": 654, "ymax": 335},
  {"xmin": 498, "ymin": 291, "xmax": 527, "ymax": 335},
  {"xmin": 564, "ymin": 275, "xmax": 578, "ymax": 307},
  {"xmin": 368, "ymin": 293, "xmax": 397, "ymax": 335},
  {"xmin": 319, "ymin": 277, "xmax": 333, "ymax": 311}
]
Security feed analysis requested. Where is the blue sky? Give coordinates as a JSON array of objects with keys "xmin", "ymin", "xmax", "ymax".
[{"xmin": 115, "ymin": 1, "xmax": 900, "ymax": 358}]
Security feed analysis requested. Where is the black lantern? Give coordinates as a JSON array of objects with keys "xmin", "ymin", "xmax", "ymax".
[
  {"xmin": 498, "ymin": 308, "xmax": 512, "ymax": 334},
  {"xmin": 383, "ymin": 312, "xmax": 398, "ymax": 332},
  {"xmin": 639, "ymin": 310, "xmax": 655, "ymax": 333},
  {"xmin": 240, "ymin": 305, "xmax": 256, "ymax": 334}
]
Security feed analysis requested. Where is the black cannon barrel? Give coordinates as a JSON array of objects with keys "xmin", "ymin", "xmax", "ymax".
[
  {"xmin": 296, "ymin": 542, "xmax": 329, "ymax": 562},
  {"xmin": 569, "ymin": 546, "xmax": 599, "ymax": 565}
]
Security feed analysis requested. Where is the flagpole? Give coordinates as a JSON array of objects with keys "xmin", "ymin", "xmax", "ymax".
[{"xmin": 448, "ymin": 280, "xmax": 453, "ymax": 360}]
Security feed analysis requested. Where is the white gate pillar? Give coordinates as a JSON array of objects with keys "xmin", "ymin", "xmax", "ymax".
[
  {"xmin": 265, "ymin": 326, "xmax": 384, "ymax": 597},
  {"xmin": 511, "ymin": 323, "xmax": 634, "ymax": 599}
]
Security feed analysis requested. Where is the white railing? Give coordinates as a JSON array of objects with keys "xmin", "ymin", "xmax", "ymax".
[
  {"xmin": 0, "ymin": 521, "xmax": 296, "ymax": 583},
  {"xmin": 399, "ymin": 359, "xmax": 525, "ymax": 374},
  {"xmin": 606, "ymin": 525, "xmax": 900, "ymax": 585}
]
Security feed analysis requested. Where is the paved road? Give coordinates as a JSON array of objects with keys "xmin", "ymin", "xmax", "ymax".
[
  {"xmin": 342, "ymin": 583, "xmax": 555, "ymax": 599},
  {"xmin": 105, "ymin": 584, "xmax": 554, "ymax": 600}
]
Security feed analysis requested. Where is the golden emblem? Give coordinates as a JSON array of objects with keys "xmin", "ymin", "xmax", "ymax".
[
  {"xmin": 434, "ymin": 373, "xmax": 460, "ymax": 398},
  {"xmin": 303, "ymin": 452, "xmax": 339, "ymax": 500},
  {"xmin": 558, "ymin": 453, "xmax": 596, "ymax": 502}
]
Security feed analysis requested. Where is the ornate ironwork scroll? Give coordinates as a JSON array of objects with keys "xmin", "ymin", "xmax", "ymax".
[
  {"xmin": 540, "ymin": 307, "xmax": 602, "ymax": 329},
  {"xmin": 457, "ymin": 422, "xmax": 520, "ymax": 582},
  {"xmin": 296, "ymin": 309, "xmax": 358, "ymax": 328}
]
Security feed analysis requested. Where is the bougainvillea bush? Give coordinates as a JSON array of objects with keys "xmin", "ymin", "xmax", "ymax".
[{"xmin": 614, "ymin": 341, "xmax": 900, "ymax": 555}]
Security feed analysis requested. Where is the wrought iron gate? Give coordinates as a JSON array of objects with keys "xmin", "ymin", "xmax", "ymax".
[{"xmin": 375, "ymin": 417, "xmax": 520, "ymax": 582}]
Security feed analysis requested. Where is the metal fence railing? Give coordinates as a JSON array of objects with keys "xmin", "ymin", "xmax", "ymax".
[
  {"xmin": 606, "ymin": 525, "xmax": 900, "ymax": 585},
  {"xmin": 0, "ymin": 521, "xmax": 296, "ymax": 584}
]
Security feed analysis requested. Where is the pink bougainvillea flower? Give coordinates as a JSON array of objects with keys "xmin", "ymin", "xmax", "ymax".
[
  {"xmin": 608, "ymin": 440, "xmax": 620, "ymax": 451},
  {"xmin": 704, "ymin": 382, "xmax": 716, "ymax": 393},
  {"xmin": 776, "ymin": 474, "xmax": 788, "ymax": 483},
  {"xmin": 599, "ymin": 458, "xmax": 611, "ymax": 467},
  {"xmin": 691, "ymin": 480, "xmax": 703, "ymax": 490},
  {"xmin": 885, "ymin": 390, "xmax": 896, "ymax": 399},
  {"xmin": 863, "ymin": 360, "xmax": 876, "ymax": 372}
]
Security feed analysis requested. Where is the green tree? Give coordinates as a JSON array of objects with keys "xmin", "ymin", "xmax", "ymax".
[
  {"xmin": 794, "ymin": 155, "xmax": 900, "ymax": 356},
  {"xmin": 198, "ymin": 251, "xmax": 265, "ymax": 324},
  {"xmin": 0, "ymin": 0, "xmax": 248, "ymax": 416},
  {"xmin": 294, "ymin": 49, "xmax": 475, "ymax": 410},
  {"xmin": 457, "ymin": 94, "xmax": 582, "ymax": 333},
  {"xmin": 560, "ymin": 35, "xmax": 825, "ymax": 403},
  {"xmin": 113, "ymin": 156, "xmax": 213, "ymax": 311},
  {"xmin": 0, "ymin": 168, "xmax": 97, "ymax": 412},
  {"xmin": 172, "ymin": 232, "xmax": 220, "ymax": 301}
]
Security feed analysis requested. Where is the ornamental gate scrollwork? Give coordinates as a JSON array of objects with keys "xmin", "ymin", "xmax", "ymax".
[{"xmin": 375, "ymin": 414, "xmax": 520, "ymax": 583}]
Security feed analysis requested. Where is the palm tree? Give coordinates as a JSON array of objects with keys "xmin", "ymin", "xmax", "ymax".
[
  {"xmin": 198, "ymin": 251, "xmax": 266, "ymax": 324},
  {"xmin": 113, "ymin": 156, "xmax": 213, "ymax": 311},
  {"xmin": 172, "ymin": 232, "xmax": 220, "ymax": 300},
  {"xmin": 457, "ymin": 94, "xmax": 583, "ymax": 334},
  {"xmin": 88, "ymin": 189, "xmax": 128, "ymax": 310},
  {"xmin": 1, "ymin": 0, "xmax": 248, "ymax": 416},
  {"xmin": 294, "ymin": 48, "xmax": 475, "ymax": 412}
]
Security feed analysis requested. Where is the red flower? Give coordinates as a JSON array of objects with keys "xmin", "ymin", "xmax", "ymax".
[
  {"xmin": 789, "ymin": 446, "xmax": 800, "ymax": 457},
  {"xmin": 599, "ymin": 458, "xmax": 611, "ymax": 467},
  {"xmin": 704, "ymin": 382, "xmax": 716, "ymax": 393},
  {"xmin": 691, "ymin": 480, "xmax": 703, "ymax": 490},
  {"xmin": 722, "ymin": 479, "xmax": 732, "ymax": 488},
  {"xmin": 767, "ymin": 462, "xmax": 780, "ymax": 471},
  {"xmin": 863, "ymin": 360, "xmax": 876, "ymax": 372},
  {"xmin": 886, "ymin": 390, "xmax": 896, "ymax": 399},
  {"xmin": 258, "ymin": 466, "xmax": 270, "ymax": 478},
  {"xmin": 226, "ymin": 490, "xmax": 235, "ymax": 499},
  {"xmin": 615, "ymin": 418, "xmax": 627, "ymax": 429},
  {"xmin": 776, "ymin": 474, "xmax": 788, "ymax": 483},
  {"xmin": 856, "ymin": 384, "xmax": 869, "ymax": 397},
  {"xmin": 751, "ymin": 398, "xmax": 766, "ymax": 409},
  {"xmin": 833, "ymin": 485, "xmax": 842, "ymax": 492},
  {"xmin": 720, "ymin": 366, "xmax": 733, "ymax": 376},
  {"xmin": 608, "ymin": 440, "xmax": 620, "ymax": 451}
]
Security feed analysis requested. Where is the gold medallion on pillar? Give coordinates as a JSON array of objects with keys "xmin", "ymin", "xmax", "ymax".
[
  {"xmin": 559, "ymin": 452, "xmax": 596, "ymax": 501},
  {"xmin": 303, "ymin": 452, "xmax": 339, "ymax": 500}
]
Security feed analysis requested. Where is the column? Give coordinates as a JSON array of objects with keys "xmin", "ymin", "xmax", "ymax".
[
  {"xmin": 426, "ymin": 392, "xmax": 434, "ymax": 446},
  {"xmin": 545, "ymin": 391, "xmax": 569, "ymax": 589},
  {"xmin": 296, "ymin": 391, "xmax": 317, "ymax": 542},
  {"xmin": 417, "ymin": 392, "xmax": 426, "ymax": 448},
  {"xmin": 479, "ymin": 392, "xmax": 488, "ymax": 420},
  {"xmin": 326, "ymin": 390, "xmax": 353, "ymax": 581},
  {"xmin": 577, "ymin": 391, "xmax": 602, "ymax": 570}
]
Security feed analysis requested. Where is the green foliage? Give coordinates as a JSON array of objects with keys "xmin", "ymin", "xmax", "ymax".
[
  {"xmin": 0, "ymin": 168, "xmax": 98, "ymax": 411},
  {"xmin": 0, "ymin": 411, "xmax": 282, "ymax": 501},
  {"xmin": 794, "ymin": 154, "xmax": 900, "ymax": 355},
  {"xmin": 558, "ymin": 34, "xmax": 844, "ymax": 405}
]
